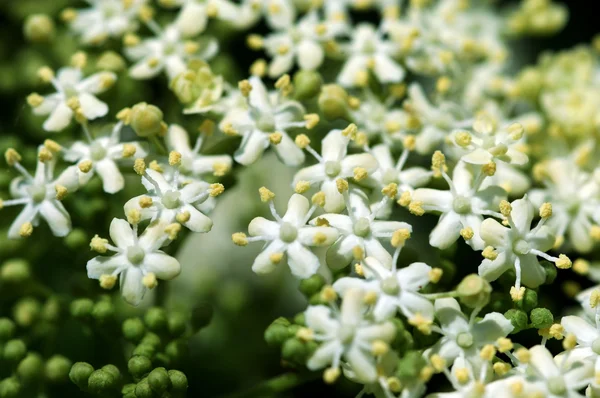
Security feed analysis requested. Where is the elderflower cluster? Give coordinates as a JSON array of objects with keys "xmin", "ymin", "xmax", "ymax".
[{"xmin": 4, "ymin": 0, "xmax": 600, "ymax": 396}]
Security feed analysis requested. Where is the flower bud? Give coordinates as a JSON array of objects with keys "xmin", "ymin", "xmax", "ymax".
[
  {"xmin": 69, "ymin": 362, "xmax": 94, "ymax": 389},
  {"xmin": 281, "ymin": 338, "xmax": 307, "ymax": 364},
  {"xmin": 92, "ymin": 300, "xmax": 115, "ymax": 323},
  {"xmin": 318, "ymin": 84, "xmax": 349, "ymax": 120},
  {"xmin": 13, "ymin": 298, "xmax": 40, "ymax": 327},
  {"xmin": 504, "ymin": 309, "xmax": 528, "ymax": 333},
  {"xmin": 148, "ymin": 367, "xmax": 171, "ymax": 393},
  {"xmin": 96, "ymin": 51, "xmax": 126, "ymax": 72},
  {"xmin": 0, "ymin": 377, "xmax": 21, "ymax": 397},
  {"xmin": 168, "ymin": 312, "xmax": 188, "ymax": 337},
  {"xmin": 0, "ymin": 259, "xmax": 30, "ymax": 284},
  {"xmin": 132, "ymin": 343, "xmax": 155, "ymax": 359},
  {"xmin": 23, "ymin": 14, "xmax": 55, "ymax": 43},
  {"xmin": 165, "ymin": 339, "xmax": 187, "ymax": 362},
  {"xmin": 530, "ymin": 308, "xmax": 553, "ymax": 329},
  {"xmin": 3, "ymin": 339, "xmax": 27, "ymax": 363},
  {"xmin": 88, "ymin": 369, "xmax": 117, "ymax": 394},
  {"xmin": 45, "ymin": 355, "xmax": 72, "ymax": 383},
  {"xmin": 293, "ymin": 70, "xmax": 323, "ymax": 101},
  {"xmin": 70, "ymin": 298, "xmax": 94, "ymax": 319},
  {"xmin": 299, "ymin": 274, "xmax": 326, "ymax": 297},
  {"xmin": 128, "ymin": 356, "xmax": 152, "ymax": 379},
  {"xmin": 122, "ymin": 318, "xmax": 146, "ymax": 343},
  {"xmin": 541, "ymin": 260, "xmax": 557, "ymax": 284},
  {"xmin": 16, "ymin": 353, "xmax": 44, "ymax": 382},
  {"xmin": 264, "ymin": 318, "xmax": 291, "ymax": 346},
  {"xmin": 395, "ymin": 350, "xmax": 426, "ymax": 378},
  {"xmin": 144, "ymin": 307, "xmax": 168, "ymax": 332},
  {"xmin": 134, "ymin": 378, "xmax": 153, "ymax": 398},
  {"xmin": 0, "ymin": 318, "xmax": 16, "ymax": 341},
  {"xmin": 130, "ymin": 103, "xmax": 164, "ymax": 137},
  {"xmin": 64, "ymin": 229, "xmax": 88, "ymax": 249},
  {"xmin": 516, "ymin": 288, "xmax": 538, "ymax": 313},
  {"xmin": 168, "ymin": 369, "xmax": 188, "ymax": 392},
  {"xmin": 191, "ymin": 302, "xmax": 213, "ymax": 332},
  {"xmin": 456, "ymin": 274, "xmax": 492, "ymax": 308}
]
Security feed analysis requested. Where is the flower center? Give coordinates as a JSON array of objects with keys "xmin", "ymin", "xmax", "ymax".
[
  {"xmin": 353, "ymin": 218, "xmax": 371, "ymax": 237},
  {"xmin": 592, "ymin": 338, "xmax": 600, "ymax": 355},
  {"xmin": 29, "ymin": 184, "xmax": 47, "ymax": 203},
  {"xmin": 338, "ymin": 324, "xmax": 355, "ymax": 344},
  {"xmin": 127, "ymin": 245, "xmax": 145, "ymax": 265},
  {"xmin": 256, "ymin": 113, "xmax": 276, "ymax": 133},
  {"xmin": 381, "ymin": 276, "xmax": 400, "ymax": 295},
  {"xmin": 513, "ymin": 239, "xmax": 530, "ymax": 255},
  {"xmin": 452, "ymin": 195, "xmax": 472, "ymax": 214},
  {"xmin": 324, "ymin": 161, "xmax": 342, "ymax": 178},
  {"xmin": 162, "ymin": 191, "xmax": 181, "ymax": 209},
  {"xmin": 547, "ymin": 378, "xmax": 566, "ymax": 396},
  {"xmin": 279, "ymin": 222, "xmax": 298, "ymax": 243},
  {"xmin": 90, "ymin": 142, "xmax": 107, "ymax": 161},
  {"xmin": 382, "ymin": 169, "xmax": 399, "ymax": 185},
  {"xmin": 63, "ymin": 85, "xmax": 79, "ymax": 98},
  {"xmin": 456, "ymin": 332, "xmax": 474, "ymax": 348}
]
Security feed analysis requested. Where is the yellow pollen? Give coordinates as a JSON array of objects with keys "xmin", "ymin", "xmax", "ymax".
[
  {"xmin": 515, "ymin": 347, "xmax": 530, "ymax": 363},
  {"xmin": 430, "ymin": 354, "xmax": 446, "ymax": 372},
  {"xmin": 269, "ymin": 252, "xmax": 284, "ymax": 264},
  {"xmin": 352, "ymin": 246, "xmax": 364, "ymax": 261},
  {"xmin": 323, "ymin": 367, "xmax": 340, "ymax": 384},
  {"xmin": 123, "ymin": 33, "xmax": 140, "ymax": 47},
  {"xmin": 391, "ymin": 229, "xmax": 411, "ymax": 247},
  {"xmin": 591, "ymin": 226, "xmax": 600, "ymax": 241},
  {"xmin": 55, "ymin": 184, "xmax": 68, "ymax": 200},
  {"xmin": 60, "ymin": 8, "xmax": 77, "ymax": 22},
  {"xmin": 99, "ymin": 274, "xmax": 117, "ymax": 290},
  {"xmin": 127, "ymin": 209, "xmax": 141, "ymax": 225},
  {"xmin": 37, "ymin": 66, "xmax": 54, "ymax": 83},
  {"xmin": 269, "ymin": 132, "xmax": 282, "ymax": 145},
  {"xmin": 168, "ymin": 151, "xmax": 182, "ymax": 166},
  {"xmin": 250, "ymin": 59, "xmax": 267, "ymax": 77},
  {"xmin": 27, "ymin": 93, "xmax": 44, "ymax": 108},
  {"xmin": 232, "ymin": 232, "xmax": 248, "ymax": 246},
  {"xmin": 259, "ymin": 186, "xmax": 275, "ymax": 202},
  {"xmin": 347, "ymin": 96, "xmax": 361, "ymax": 110},
  {"xmin": 381, "ymin": 183, "xmax": 398, "ymax": 199},
  {"xmin": 176, "ymin": 211, "xmax": 191, "ymax": 224},
  {"xmin": 372, "ymin": 340, "xmax": 389, "ymax": 356},
  {"xmin": 493, "ymin": 362, "xmax": 511, "ymax": 376},
  {"xmin": 539, "ymin": 202, "xmax": 552, "ymax": 219},
  {"xmin": 342, "ymin": 123, "xmax": 358, "ymax": 138},
  {"xmin": 90, "ymin": 235, "xmax": 108, "ymax": 253},
  {"xmin": 353, "ymin": 167, "xmax": 368, "ymax": 181},
  {"xmin": 572, "ymin": 259, "xmax": 589, "ymax": 275},
  {"xmin": 274, "ymin": 74, "xmax": 291, "ymax": 91},
  {"xmin": 387, "ymin": 377, "xmax": 402, "ymax": 393},
  {"xmin": 164, "ymin": 223, "xmax": 182, "ymax": 240},
  {"xmin": 428, "ymin": 268, "xmax": 443, "ymax": 283},
  {"xmin": 482, "ymin": 161, "xmax": 496, "ymax": 176},
  {"xmin": 354, "ymin": 70, "xmax": 369, "ymax": 87},
  {"xmin": 304, "ymin": 114, "xmax": 320, "ymax": 129},
  {"xmin": 142, "ymin": 272, "xmax": 158, "ymax": 289},
  {"xmin": 408, "ymin": 201, "xmax": 424, "ymax": 216},
  {"xmin": 38, "ymin": 147, "xmax": 53, "ymax": 162},
  {"xmin": 295, "ymin": 181, "xmax": 310, "ymax": 194},
  {"xmin": 364, "ymin": 290, "xmax": 377, "ymax": 305},
  {"xmin": 78, "ymin": 160, "xmax": 93, "ymax": 173},
  {"xmin": 510, "ymin": 381, "xmax": 523, "ymax": 396},
  {"xmin": 296, "ymin": 327, "xmax": 314, "ymax": 342},
  {"xmin": 312, "ymin": 192, "xmax": 326, "ymax": 208},
  {"xmin": 409, "ymin": 313, "xmax": 432, "ymax": 335},
  {"xmin": 496, "ymin": 337, "xmax": 513, "ymax": 353},
  {"xmin": 313, "ymin": 232, "xmax": 328, "ymax": 245},
  {"xmin": 436, "ymin": 76, "xmax": 452, "ymax": 93},
  {"xmin": 246, "ymin": 34, "xmax": 263, "ymax": 50},
  {"xmin": 482, "ymin": 246, "xmax": 498, "ymax": 260},
  {"xmin": 499, "ymin": 200, "xmax": 512, "ymax": 217},
  {"xmin": 19, "ymin": 222, "xmax": 33, "ymax": 238},
  {"xmin": 398, "ymin": 191, "xmax": 411, "ymax": 207},
  {"xmin": 510, "ymin": 286, "xmax": 525, "ymax": 302},
  {"xmin": 336, "ymin": 178, "xmax": 348, "ymax": 194},
  {"xmin": 455, "ymin": 131, "xmax": 472, "ymax": 147},
  {"xmin": 419, "ymin": 366, "xmax": 434, "ymax": 382},
  {"xmin": 480, "ymin": 344, "xmax": 496, "ymax": 361},
  {"xmin": 70, "ymin": 51, "xmax": 87, "ymax": 69},
  {"xmin": 212, "ymin": 162, "xmax": 230, "ymax": 177},
  {"xmin": 563, "ymin": 333, "xmax": 577, "ymax": 350},
  {"xmin": 590, "ymin": 290, "xmax": 600, "ymax": 309},
  {"xmin": 221, "ymin": 122, "xmax": 239, "ymax": 137},
  {"xmin": 320, "ymin": 285, "xmax": 337, "ymax": 302},
  {"xmin": 295, "ymin": 134, "xmax": 310, "ymax": 149},
  {"xmin": 238, "ymin": 79, "xmax": 252, "ymax": 97},
  {"xmin": 455, "ymin": 368, "xmax": 470, "ymax": 384},
  {"xmin": 209, "ymin": 183, "xmax": 224, "ymax": 197},
  {"xmin": 460, "ymin": 227, "xmax": 474, "ymax": 240},
  {"xmin": 122, "ymin": 143, "xmax": 137, "ymax": 158},
  {"xmin": 508, "ymin": 123, "xmax": 524, "ymax": 140},
  {"xmin": 555, "ymin": 254, "xmax": 572, "ymax": 269}
]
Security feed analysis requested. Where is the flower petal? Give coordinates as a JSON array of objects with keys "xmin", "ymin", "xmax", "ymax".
[
  {"xmin": 248, "ymin": 217, "xmax": 280, "ymax": 238},
  {"xmin": 234, "ymin": 130, "xmax": 269, "ymax": 166},
  {"xmin": 96, "ymin": 159, "xmax": 124, "ymax": 194},
  {"xmin": 251, "ymin": 240, "xmax": 287, "ymax": 275},
  {"xmin": 8, "ymin": 203, "xmax": 38, "ymax": 239},
  {"xmin": 397, "ymin": 262, "xmax": 431, "ymax": 291},
  {"xmin": 429, "ymin": 212, "xmax": 462, "ymax": 249},
  {"xmin": 181, "ymin": 205, "xmax": 213, "ymax": 233},
  {"xmin": 110, "ymin": 218, "xmax": 135, "ymax": 249},
  {"xmin": 297, "ymin": 226, "xmax": 339, "ymax": 247},
  {"xmin": 40, "ymin": 200, "xmax": 71, "ymax": 237},
  {"xmin": 561, "ymin": 316, "xmax": 599, "ymax": 346},
  {"xmin": 282, "ymin": 194, "xmax": 310, "ymax": 225},
  {"xmin": 287, "ymin": 241, "xmax": 320, "ymax": 278},
  {"xmin": 143, "ymin": 252, "xmax": 181, "ymax": 280},
  {"xmin": 120, "ymin": 267, "xmax": 146, "ymax": 306},
  {"xmin": 479, "ymin": 218, "xmax": 510, "ymax": 248},
  {"xmin": 86, "ymin": 255, "xmax": 126, "ymax": 279},
  {"xmin": 43, "ymin": 102, "xmax": 73, "ymax": 132}
]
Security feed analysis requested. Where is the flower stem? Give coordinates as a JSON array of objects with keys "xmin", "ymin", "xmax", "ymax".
[{"xmin": 422, "ymin": 290, "xmax": 460, "ymax": 300}]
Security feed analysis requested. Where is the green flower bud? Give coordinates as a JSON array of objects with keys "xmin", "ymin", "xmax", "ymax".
[
  {"xmin": 92, "ymin": 300, "xmax": 115, "ymax": 323},
  {"xmin": 128, "ymin": 356, "xmax": 152, "ymax": 379},
  {"xmin": 504, "ymin": 309, "xmax": 528, "ymax": 333},
  {"xmin": 141, "ymin": 332, "xmax": 161, "ymax": 348},
  {"xmin": 530, "ymin": 308, "xmax": 554, "ymax": 329},
  {"xmin": 294, "ymin": 312, "xmax": 306, "ymax": 326},
  {"xmin": 396, "ymin": 350, "xmax": 426, "ymax": 379},
  {"xmin": 45, "ymin": 355, "xmax": 72, "ymax": 383},
  {"xmin": 516, "ymin": 289, "xmax": 538, "ymax": 313},
  {"xmin": 69, "ymin": 362, "xmax": 94, "ymax": 389},
  {"xmin": 165, "ymin": 339, "xmax": 187, "ymax": 362},
  {"xmin": 122, "ymin": 383, "xmax": 136, "ymax": 397},
  {"xmin": 0, "ymin": 259, "xmax": 30, "ymax": 283},
  {"xmin": 130, "ymin": 103, "xmax": 165, "ymax": 137},
  {"xmin": 457, "ymin": 274, "xmax": 492, "ymax": 308},
  {"xmin": 148, "ymin": 367, "xmax": 171, "ymax": 393},
  {"xmin": 42, "ymin": 297, "xmax": 61, "ymax": 322},
  {"xmin": 191, "ymin": 303, "xmax": 213, "ymax": 332},
  {"xmin": 168, "ymin": 312, "xmax": 188, "ymax": 337},
  {"xmin": 541, "ymin": 261, "xmax": 557, "ymax": 284},
  {"xmin": 101, "ymin": 364, "xmax": 121, "ymax": 383},
  {"xmin": 281, "ymin": 338, "xmax": 307, "ymax": 364},
  {"xmin": 264, "ymin": 321, "xmax": 290, "ymax": 347},
  {"xmin": 123, "ymin": 318, "xmax": 146, "ymax": 343},
  {"xmin": 299, "ymin": 274, "xmax": 326, "ymax": 297},
  {"xmin": 135, "ymin": 378, "xmax": 153, "ymax": 398},
  {"xmin": 13, "ymin": 297, "xmax": 40, "ymax": 327},
  {"xmin": 0, "ymin": 318, "xmax": 16, "ymax": 341},
  {"xmin": 88, "ymin": 369, "xmax": 116, "ymax": 394},
  {"xmin": 168, "ymin": 370, "xmax": 188, "ymax": 392},
  {"xmin": 0, "ymin": 377, "xmax": 21, "ymax": 398},
  {"xmin": 64, "ymin": 229, "xmax": 88, "ymax": 249},
  {"xmin": 318, "ymin": 84, "xmax": 349, "ymax": 120},
  {"xmin": 23, "ymin": 14, "xmax": 55, "ymax": 43},
  {"xmin": 293, "ymin": 70, "xmax": 323, "ymax": 101},
  {"xmin": 96, "ymin": 51, "xmax": 126, "ymax": 72},
  {"xmin": 145, "ymin": 307, "xmax": 168, "ymax": 332},
  {"xmin": 170, "ymin": 71, "xmax": 202, "ymax": 104},
  {"xmin": 16, "ymin": 352, "xmax": 44, "ymax": 382},
  {"xmin": 70, "ymin": 298, "xmax": 94, "ymax": 319},
  {"xmin": 132, "ymin": 343, "xmax": 156, "ymax": 359},
  {"xmin": 3, "ymin": 339, "xmax": 27, "ymax": 362}
]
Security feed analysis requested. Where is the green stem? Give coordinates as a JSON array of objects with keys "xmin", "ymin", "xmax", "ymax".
[
  {"xmin": 219, "ymin": 372, "xmax": 320, "ymax": 398},
  {"xmin": 149, "ymin": 135, "xmax": 168, "ymax": 155},
  {"xmin": 422, "ymin": 290, "xmax": 460, "ymax": 300}
]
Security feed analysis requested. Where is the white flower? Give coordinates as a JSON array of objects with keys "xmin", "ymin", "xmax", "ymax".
[
  {"xmin": 349, "ymin": 92, "xmax": 413, "ymax": 143},
  {"xmin": 293, "ymin": 129, "xmax": 378, "ymax": 213},
  {"xmin": 124, "ymin": 167, "xmax": 215, "ymax": 233},
  {"xmin": 31, "ymin": 68, "xmax": 116, "ymax": 132},
  {"xmin": 305, "ymin": 288, "xmax": 396, "ymax": 383},
  {"xmin": 2, "ymin": 148, "xmax": 79, "ymax": 239},
  {"xmin": 68, "ymin": 0, "xmax": 145, "ymax": 45},
  {"xmin": 316, "ymin": 189, "xmax": 412, "ymax": 270},
  {"xmin": 561, "ymin": 315, "xmax": 600, "ymax": 370},
  {"xmin": 126, "ymin": 24, "xmax": 217, "ymax": 80},
  {"xmin": 338, "ymin": 24, "xmax": 404, "ymax": 87},
  {"xmin": 262, "ymin": 10, "xmax": 347, "ymax": 77},
  {"xmin": 245, "ymin": 194, "xmax": 338, "ymax": 278},
  {"xmin": 479, "ymin": 161, "xmax": 531, "ymax": 198},
  {"xmin": 163, "ymin": 0, "xmax": 239, "ymax": 38},
  {"xmin": 529, "ymin": 158, "xmax": 600, "ymax": 253},
  {"xmin": 86, "ymin": 218, "xmax": 181, "ymax": 306},
  {"xmin": 426, "ymin": 298, "xmax": 513, "ymax": 370},
  {"xmin": 165, "ymin": 124, "xmax": 232, "ymax": 179},
  {"xmin": 220, "ymin": 76, "xmax": 306, "ymax": 166},
  {"xmin": 333, "ymin": 256, "xmax": 434, "ymax": 322},
  {"xmin": 63, "ymin": 122, "xmax": 147, "ymax": 193},
  {"xmin": 411, "ymin": 161, "xmax": 506, "ymax": 250},
  {"xmin": 478, "ymin": 196, "xmax": 562, "ymax": 289},
  {"xmin": 239, "ymin": 0, "xmax": 296, "ymax": 30},
  {"xmin": 527, "ymin": 345, "xmax": 593, "ymax": 398}
]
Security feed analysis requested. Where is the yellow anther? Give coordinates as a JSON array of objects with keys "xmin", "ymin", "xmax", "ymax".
[
  {"xmin": 591, "ymin": 226, "xmax": 600, "ymax": 241},
  {"xmin": 274, "ymin": 74, "xmax": 291, "ymax": 90},
  {"xmin": 549, "ymin": 323, "xmax": 564, "ymax": 340},
  {"xmin": 78, "ymin": 160, "xmax": 93, "ymax": 173},
  {"xmin": 572, "ymin": 259, "xmax": 589, "ymax": 275},
  {"xmin": 347, "ymin": 96, "xmax": 361, "ymax": 110},
  {"xmin": 116, "ymin": 107, "xmax": 132, "ymax": 124},
  {"xmin": 515, "ymin": 347, "xmax": 530, "ymax": 363},
  {"xmin": 38, "ymin": 147, "xmax": 54, "ymax": 162},
  {"xmin": 556, "ymin": 254, "xmax": 572, "ymax": 269},
  {"xmin": 353, "ymin": 167, "xmax": 368, "ymax": 181},
  {"xmin": 315, "ymin": 217, "xmax": 329, "ymax": 227},
  {"xmin": 455, "ymin": 368, "xmax": 470, "ymax": 384},
  {"xmin": 138, "ymin": 196, "xmax": 153, "ymax": 209},
  {"xmin": 313, "ymin": 232, "xmax": 328, "ymax": 245},
  {"xmin": 133, "ymin": 158, "xmax": 146, "ymax": 175},
  {"xmin": 342, "ymin": 123, "xmax": 358, "ymax": 138},
  {"xmin": 209, "ymin": 183, "xmax": 224, "ymax": 197},
  {"xmin": 496, "ymin": 337, "xmax": 513, "ymax": 353},
  {"xmin": 493, "ymin": 362, "xmax": 511, "ymax": 376},
  {"xmin": 510, "ymin": 286, "xmax": 525, "ymax": 302},
  {"xmin": 354, "ymin": 70, "xmax": 369, "ymax": 87},
  {"xmin": 123, "ymin": 33, "xmax": 140, "ymax": 47},
  {"xmin": 99, "ymin": 274, "xmax": 117, "ymax": 289},
  {"xmin": 296, "ymin": 327, "xmax": 314, "ymax": 342},
  {"xmin": 482, "ymin": 246, "xmax": 498, "ymax": 260},
  {"xmin": 246, "ymin": 34, "xmax": 263, "ymax": 50},
  {"xmin": 164, "ymin": 223, "xmax": 182, "ymax": 240},
  {"xmin": 387, "ymin": 377, "xmax": 402, "ymax": 393},
  {"xmin": 398, "ymin": 191, "xmax": 411, "ymax": 207},
  {"xmin": 205, "ymin": 2, "xmax": 218, "ymax": 17},
  {"xmin": 563, "ymin": 333, "xmax": 577, "ymax": 350},
  {"xmin": 138, "ymin": 5, "xmax": 155, "ymax": 22},
  {"xmin": 320, "ymin": 285, "xmax": 337, "ymax": 302},
  {"xmin": 175, "ymin": 211, "xmax": 191, "ymax": 224},
  {"xmin": 364, "ymin": 290, "xmax": 377, "ymax": 305},
  {"xmin": 304, "ymin": 113, "xmax": 320, "ymax": 129},
  {"xmin": 142, "ymin": 272, "xmax": 158, "ymax": 289},
  {"xmin": 70, "ymin": 51, "xmax": 87, "ymax": 69},
  {"xmin": 5, "ymin": 148, "xmax": 22, "ymax": 166},
  {"xmin": 127, "ymin": 209, "xmax": 141, "ymax": 225},
  {"xmin": 269, "ymin": 132, "xmax": 282, "ymax": 145},
  {"xmin": 27, "ymin": 93, "xmax": 44, "ymax": 108},
  {"xmin": 428, "ymin": 268, "xmax": 443, "ymax": 283},
  {"xmin": 232, "ymin": 232, "xmax": 248, "ymax": 246},
  {"xmin": 212, "ymin": 162, "xmax": 230, "ymax": 177},
  {"xmin": 55, "ymin": 184, "xmax": 68, "ymax": 200},
  {"xmin": 277, "ymin": 44, "xmax": 290, "ymax": 55},
  {"xmin": 336, "ymin": 178, "xmax": 348, "ymax": 194},
  {"xmin": 37, "ymin": 66, "xmax": 54, "ymax": 83},
  {"xmin": 249, "ymin": 59, "xmax": 267, "ymax": 77},
  {"xmin": 480, "ymin": 344, "xmax": 496, "ymax": 361},
  {"xmin": 323, "ymin": 367, "xmax": 340, "ymax": 384},
  {"xmin": 221, "ymin": 122, "xmax": 239, "ymax": 136},
  {"xmin": 482, "ymin": 161, "xmax": 496, "ymax": 176},
  {"xmin": 499, "ymin": 200, "xmax": 512, "ymax": 217},
  {"xmin": 460, "ymin": 227, "xmax": 474, "ymax": 240},
  {"xmin": 60, "ymin": 8, "xmax": 77, "ymax": 22},
  {"xmin": 419, "ymin": 366, "xmax": 434, "ymax": 382},
  {"xmin": 431, "ymin": 150, "xmax": 446, "ymax": 177},
  {"xmin": 149, "ymin": 160, "xmax": 163, "ymax": 172},
  {"xmin": 354, "ymin": 263, "xmax": 365, "ymax": 277},
  {"xmin": 269, "ymin": 252, "xmax": 284, "ymax": 264},
  {"xmin": 371, "ymin": 340, "xmax": 389, "ymax": 356},
  {"xmin": 591, "ymin": 290, "xmax": 600, "ymax": 309},
  {"xmin": 183, "ymin": 41, "xmax": 199, "ymax": 54},
  {"xmin": 168, "ymin": 151, "xmax": 182, "ymax": 166},
  {"xmin": 510, "ymin": 381, "xmax": 524, "ymax": 396},
  {"xmin": 508, "ymin": 123, "xmax": 524, "ymax": 140},
  {"xmin": 539, "ymin": 202, "xmax": 552, "ymax": 219},
  {"xmin": 384, "ymin": 120, "xmax": 401, "ymax": 134},
  {"xmin": 352, "ymin": 246, "xmax": 364, "ymax": 261},
  {"xmin": 436, "ymin": 76, "xmax": 452, "ymax": 93},
  {"xmin": 430, "ymin": 354, "xmax": 446, "ymax": 372},
  {"xmin": 409, "ymin": 313, "xmax": 432, "ymax": 335},
  {"xmin": 294, "ymin": 181, "xmax": 311, "ymax": 194},
  {"xmin": 259, "ymin": 186, "xmax": 275, "ymax": 202},
  {"xmin": 408, "ymin": 201, "xmax": 424, "ymax": 216},
  {"xmin": 312, "ymin": 192, "xmax": 326, "ymax": 207},
  {"xmin": 355, "ymin": 132, "xmax": 368, "ymax": 146},
  {"xmin": 454, "ymin": 131, "xmax": 472, "ymax": 147},
  {"xmin": 19, "ymin": 222, "xmax": 33, "ymax": 238},
  {"xmin": 118, "ymin": 143, "xmax": 136, "ymax": 158},
  {"xmin": 238, "ymin": 79, "xmax": 252, "ymax": 97},
  {"xmin": 381, "ymin": 183, "xmax": 398, "ymax": 199},
  {"xmin": 295, "ymin": 134, "xmax": 310, "ymax": 149},
  {"xmin": 90, "ymin": 235, "xmax": 108, "ymax": 253},
  {"xmin": 66, "ymin": 97, "xmax": 80, "ymax": 111},
  {"xmin": 391, "ymin": 229, "xmax": 411, "ymax": 247}
]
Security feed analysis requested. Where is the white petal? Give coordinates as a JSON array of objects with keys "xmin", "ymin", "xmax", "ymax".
[
  {"xmin": 305, "ymin": 305, "xmax": 337, "ymax": 333},
  {"xmin": 96, "ymin": 159, "xmax": 124, "ymax": 194},
  {"xmin": 371, "ymin": 221, "xmax": 412, "ymax": 237},
  {"xmin": 345, "ymin": 346, "xmax": 377, "ymax": 383},
  {"xmin": 373, "ymin": 54, "xmax": 404, "ymax": 83},
  {"xmin": 251, "ymin": 240, "xmax": 287, "ymax": 275},
  {"xmin": 192, "ymin": 155, "xmax": 232, "ymax": 176},
  {"xmin": 234, "ymin": 130, "xmax": 269, "ymax": 166},
  {"xmin": 181, "ymin": 205, "xmax": 213, "ymax": 233},
  {"xmin": 471, "ymin": 312, "xmax": 514, "ymax": 345},
  {"xmin": 315, "ymin": 214, "xmax": 353, "ymax": 234},
  {"xmin": 297, "ymin": 39, "xmax": 324, "ymax": 71},
  {"xmin": 529, "ymin": 345, "xmax": 560, "ymax": 379},
  {"xmin": 519, "ymin": 254, "xmax": 546, "ymax": 288},
  {"xmin": 462, "ymin": 148, "xmax": 493, "ymax": 165},
  {"xmin": 478, "ymin": 251, "xmax": 512, "ymax": 283},
  {"xmin": 293, "ymin": 164, "xmax": 327, "ymax": 185},
  {"xmin": 399, "ymin": 292, "xmax": 434, "ymax": 321},
  {"xmin": 86, "ymin": 255, "xmax": 126, "ymax": 279},
  {"xmin": 341, "ymin": 288, "xmax": 364, "ymax": 326},
  {"xmin": 561, "ymin": 316, "xmax": 599, "ymax": 346},
  {"xmin": 129, "ymin": 59, "xmax": 162, "ymax": 80},
  {"xmin": 434, "ymin": 298, "xmax": 469, "ymax": 333},
  {"xmin": 372, "ymin": 297, "xmax": 399, "ymax": 321},
  {"xmin": 338, "ymin": 55, "xmax": 367, "ymax": 87},
  {"xmin": 297, "ymin": 226, "xmax": 339, "ymax": 247},
  {"xmin": 322, "ymin": 129, "xmax": 348, "ymax": 162},
  {"xmin": 326, "ymin": 235, "xmax": 361, "ymax": 270},
  {"xmin": 511, "ymin": 197, "xmax": 534, "ymax": 233},
  {"xmin": 479, "ymin": 218, "xmax": 510, "ymax": 247},
  {"xmin": 248, "ymin": 217, "xmax": 280, "ymax": 238},
  {"xmin": 371, "ymin": 144, "xmax": 394, "ymax": 169},
  {"xmin": 340, "ymin": 153, "xmax": 379, "ymax": 176},
  {"xmin": 429, "ymin": 212, "xmax": 462, "ymax": 249},
  {"xmin": 248, "ymin": 76, "xmax": 271, "ymax": 112},
  {"xmin": 272, "ymin": 132, "xmax": 305, "ymax": 166},
  {"xmin": 78, "ymin": 93, "xmax": 108, "ymax": 120},
  {"xmin": 321, "ymin": 179, "xmax": 346, "ymax": 213},
  {"xmin": 120, "ymin": 267, "xmax": 146, "ymax": 306},
  {"xmin": 110, "ymin": 218, "xmax": 135, "ymax": 249},
  {"xmin": 268, "ymin": 54, "xmax": 295, "ymax": 78},
  {"xmin": 57, "ymin": 67, "xmax": 82, "ymax": 86},
  {"xmin": 43, "ymin": 102, "xmax": 73, "ymax": 132},
  {"xmin": 8, "ymin": 203, "xmax": 38, "ymax": 239},
  {"xmin": 77, "ymin": 72, "xmax": 116, "ymax": 94},
  {"xmin": 175, "ymin": 2, "xmax": 208, "ymax": 37},
  {"xmin": 411, "ymin": 188, "xmax": 453, "ymax": 212},
  {"xmin": 282, "ymin": 194, "xmax": 310, "ymax": 225},
  {"xmin": 40, "ymin": 200, "xmax": 71, "ymax": 237},
  {"xmin": 143, "ymin": 252, "xmax": 181, "ymax": 280},
  {"xmin": 333, "ymin": 277, "xmax": 374, "ymax": 296},
  {"xmin": 166, "ymin": 124, "xmax": 192, "ymax": 154},
  {"xmin": 364, "ymin": 238, "xmax": 393, "ymax": 269},
  {"xmin": 287, "ymin": 241, "xmax": 320, "ymax": 278},
  {"xmin": 307, "ymin": 340, "xmax": 339, "ymax": 370},
  {"xmin": 397, "ymin": 262, "xmax": 432, "ymax": 292}
]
